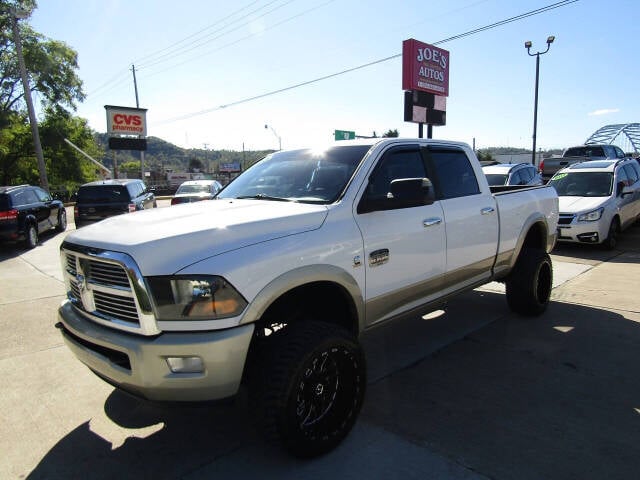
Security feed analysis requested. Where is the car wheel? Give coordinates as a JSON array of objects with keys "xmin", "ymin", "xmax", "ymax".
[
  {"xmin": 506, "ymin": 248, "xmax": 553, "ymax": 316},
  {"xmin": 56, "ymin": 209, "xmax": 67, "ymax": 232},
  {"xmin": 602, "ymin": 218, "xmax": 619, "ymax": 250},
  {"xmin": 25, "ymin": 224, "xmax": 38, "ymax": 249},
  {"xmin": 249, "ymin": 321, "xmax": 366, "ymax": 458}
]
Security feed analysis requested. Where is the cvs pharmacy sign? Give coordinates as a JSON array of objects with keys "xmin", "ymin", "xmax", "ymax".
[{"xmin": 105, "ymin": 105, "xmax": 147, "ymax": 136}]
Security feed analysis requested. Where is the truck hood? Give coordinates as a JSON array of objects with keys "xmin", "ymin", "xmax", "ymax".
[
  {"xmin": 65, "ymin": 199, "xmax": 328, "ymax": 275},
  {"xmin": 558, "ymin": 196, "xmax": 607, "ymax": 214}
]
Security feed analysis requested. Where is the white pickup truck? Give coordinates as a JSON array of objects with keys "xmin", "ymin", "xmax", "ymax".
[{"xmin": 57, "ymin": 138, "xmax": 558, "ymax": 457}]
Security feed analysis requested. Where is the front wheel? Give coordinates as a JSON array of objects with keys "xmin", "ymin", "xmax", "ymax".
[
  {"xmin": 602, "ymin": 218, "xmax": 619, "ymax": 250},
  {"xmin": 506, "ymin": 248, "xmax": 553, "ymax": 316},
  {"xmin": 250, "ymin": 321, "xmax": 366, "ymax": 458}
]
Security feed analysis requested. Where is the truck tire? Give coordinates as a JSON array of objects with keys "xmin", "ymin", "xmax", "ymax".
[
  {"xmin": 25, "ymin": 223, "xmax": 38, "ymax": 249},
  {"xmin": 249, "ymin": 321, "xmax": 366, "ymax": 458},
  {"xmin": 505, "ymin": 248, "xmax": 552, "ymax": 316}
]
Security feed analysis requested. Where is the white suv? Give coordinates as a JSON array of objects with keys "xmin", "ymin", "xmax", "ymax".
[
  {"xmin": 549, "ymin": 158, "xmax": 640, "ymax": 249},
  {"xmin": 482, "ymin": 162, "xmax": 543, "ymax": 187}
]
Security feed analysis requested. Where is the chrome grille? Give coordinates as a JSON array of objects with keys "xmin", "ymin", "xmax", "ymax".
[
  {"xmin": 60, "ymin": 245, "xmax": 159, "ymax": 335},
  {"xmin": 93, "ymin": 291, "xmax": 139, "ymax": 322}
]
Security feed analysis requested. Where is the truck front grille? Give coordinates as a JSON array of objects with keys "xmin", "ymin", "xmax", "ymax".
[{"xmin": 60, "ymin": 245, "xmax": 159, "ymax": 335}]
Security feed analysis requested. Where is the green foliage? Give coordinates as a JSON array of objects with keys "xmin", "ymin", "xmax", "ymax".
[
  {"xmin": 476, "ymin": 149, "xmax": 494, "ymax": 162},
  {"xmin": 382, "ymin": 129, "xmax": 399, "ymax": 138}
]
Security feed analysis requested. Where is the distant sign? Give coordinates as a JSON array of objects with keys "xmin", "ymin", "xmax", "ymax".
[
  {"xmin": 108, "ymin": 137, "xmax": 147, "ymax": 150},
  {"xmin": 105, "ymin": 105, "xmax": 148, "ymax": 136},
  {"xmin": 220, "ymin": 162, "xmax": 241, "ymax": 173},
  {"xmin": 334, "ymin": 130, "xmax": 356, "ymax": 141},
  {"xmin": 402, "ymin": 39, "xmax": 450, "ymax": 97}
]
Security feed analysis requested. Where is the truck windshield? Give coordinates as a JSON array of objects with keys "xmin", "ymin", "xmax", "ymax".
[
  {"xmin": 218, "ymin": 145, "xmax": 371, "ymax": 203},
  {"xmin": 548, "ymin": 172, "xmax": 613, "ymax": 197}
]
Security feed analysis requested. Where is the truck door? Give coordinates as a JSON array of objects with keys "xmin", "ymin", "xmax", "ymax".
[
  {"xmin": 354, "ymin": 145, "xmax": 446, "ymax": 327},
  {"xmin": 423, "ymin": 146, "xmax": 499, "ymax": 290}
]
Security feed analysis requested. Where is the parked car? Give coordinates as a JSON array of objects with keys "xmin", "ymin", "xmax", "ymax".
[
  {"xmin": 74, "ymin": 179, "xmax": 156, "ymax": 228},
  {"xmin": 171, "ymin": 179, "xmax": 222, "ymax": 205},
  {"xmin": 540, "ymin": 144, "xmax": 625, "ymax": 179},
  {"xmin": 0, "ymin": 184, "xmax": 67, "ymax": 249},
  {"xmin": 482, "ymin": 162, "xmax": 543, "ymax": 187},
  {"xmin": 548, "ymin": 158, "xmax": 640, "ymax": 249}
]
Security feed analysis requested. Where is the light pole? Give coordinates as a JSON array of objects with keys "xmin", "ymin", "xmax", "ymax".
[
  {"xmin": 264, "ymin": 124, "xmax": 281, "ymax": 150},
  {"xmin": 10, "ymin": 8, "xmax": 49, "ymax": 192},
  {"xmin": 525, "ymin": 35, "xmax": 555, "ymax": 166}
]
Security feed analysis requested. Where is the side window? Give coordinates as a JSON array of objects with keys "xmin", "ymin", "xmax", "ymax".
[
  {"xmin": 33, "ymin": 187, "xmax": 51, "ymax": 202},
  {"xmin": 616, "ymin": 167, "xmax": 630, "ymax": 189},
  {"xmin": 22, "ymin": 188, "xmax": 40, "ymax": 204},
  {"xmin": 361, "ymin": 148, "xmax": 426, "ymax": 207},
  {"xmin": 425, "ymin": 148, "xmax": 480, "ymax": 199},
  {"xmin": 622, "ymin": 164, "xmax": 638, "ymax": 184},
  {"xmin": 615, "ymin": 147, "xmax": 625, "ymax": 159}
]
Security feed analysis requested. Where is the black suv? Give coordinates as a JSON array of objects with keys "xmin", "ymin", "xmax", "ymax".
[
  {"xmin": 0, "ymin": 185, "xmax": 67, "ymax": 249},
  {"xmin": 74, "ymin": 179, "xmax": 156, "ymax": 228}
]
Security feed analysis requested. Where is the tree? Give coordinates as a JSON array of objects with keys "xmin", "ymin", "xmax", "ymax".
[
  {"xmin": 382, "ymin": 129, "xmax": 399, "ymax": 138},
  {"xmin": 0, "ymin": 1, "xmax": 85, "ymax": 122}
]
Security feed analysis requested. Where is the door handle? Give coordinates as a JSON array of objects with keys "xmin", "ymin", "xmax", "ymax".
[
  {"xmin": 481, "ymin": 207, "xmax": 495, "ymax": 215},
  {"xmin": 423, "ymin": 218, "xmax": 442, "ymax": 227}
]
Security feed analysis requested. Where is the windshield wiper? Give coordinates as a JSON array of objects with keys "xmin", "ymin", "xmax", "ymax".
[{"xmin": 235, "ymin": 194, "xmax": 293, "ymax": 202}]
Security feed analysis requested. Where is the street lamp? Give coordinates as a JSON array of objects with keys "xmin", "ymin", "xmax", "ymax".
[
  {"xmin": 10, "ymin": 8, "xmax": 49, "ymax": 192},
  {"xmin": 264, "ymin": 124, "xmax": 282, "ymax": 151},
  {"xmin": 525, "ymin": 35, "xmax": 555, "ymax": 166}
]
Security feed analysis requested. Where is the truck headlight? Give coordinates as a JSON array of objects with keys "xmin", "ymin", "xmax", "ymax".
[
  {"xmin": 147, "ymin": 276, "xmax": 247, "ymax": 320},
  {"xmin": 577, "ymin": 207, "xmax": 604, "ymax": 222}
]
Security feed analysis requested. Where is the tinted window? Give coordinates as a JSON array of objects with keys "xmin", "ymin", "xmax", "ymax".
[
  {"xmin": 364, "ymin": 148, "xmax": 426, "ymax": 202},
  {"xmin": 565, "ymin": 146, "xmax": 605, "ymax": 157},
  {"xmin": 615, "ymin": 147, "xmax": 625, "ymax": 159},
  {"xmin": 616, "ymin": 166, "xmax": 630, "ymax": 187},
  {"xmin": 0, "ymin": 194, "xmax": 11, "ymax": 210},
  {"xmin": 127, "ymin": 182, "xmax": 142, "ymax": 199},
  {"xmin": 14, "ymin": 188, "xmax": 39, "ymax": 205},
  {"xmin": 78, "ymin": 185, "xmax": 129, "ymax": 203},
  {"xmin": 33, "ymin": 187, "xmax": 50, "ymax": 202},
  {"xmin": 425, "ymin": 148, "xmax": 480, "ymax": 199},
  {"xmin": 622, "ymin": 164, "xmax": 638, "ymax": 184},
  {"xmin": 485, "ymin": 174, "xmax": 508, "ymax": 186},
  {"xmin": 521, "ymin": 166, "xmax": 534, "ymax": 182}
]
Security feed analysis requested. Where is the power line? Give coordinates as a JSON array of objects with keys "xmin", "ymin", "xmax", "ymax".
[{"xmin": 158, "ymin": 0, "xmax": 579, "ymax": 125}]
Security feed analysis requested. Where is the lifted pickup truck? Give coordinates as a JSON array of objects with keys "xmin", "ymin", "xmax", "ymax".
[
  {"xmin": 57, "ymin": 138, "xmax": 558, "ymax": 457},
  {"xmin": 541, "ymin": 144, "xmax": 627, "ymax": 179}
]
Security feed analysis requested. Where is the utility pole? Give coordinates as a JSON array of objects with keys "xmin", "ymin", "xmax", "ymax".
[
  {"xmin": 131, "ymin": 64, "xmax": 145, "ymax": 180},
  {"xmin": 11, "ymin": 9, "xmax": 49, "ymax": 192}
]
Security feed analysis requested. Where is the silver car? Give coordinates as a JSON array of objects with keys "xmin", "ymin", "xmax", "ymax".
[{"xmin": 482, "ymin": 163, "xmax": 543, "ymax": 187}]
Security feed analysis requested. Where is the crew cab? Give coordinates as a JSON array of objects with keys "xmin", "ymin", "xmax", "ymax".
[{"xmin": 56, "ymin": 138, "xmax": 558, "ymax": 458}]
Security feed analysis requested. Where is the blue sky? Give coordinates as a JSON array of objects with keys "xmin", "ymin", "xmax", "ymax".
[{"xmin": 29, "ymin": 0, "xmax": 639, "ymax": 152}]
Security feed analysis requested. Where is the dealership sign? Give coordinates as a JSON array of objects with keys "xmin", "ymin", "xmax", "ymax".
[
  {"xmin": 402, "ymin": 39, "xmax": 450, "ymax": 97},
  {"xmin": 105, "ymin": 105, "xmax": 147, "ymax": 136}
]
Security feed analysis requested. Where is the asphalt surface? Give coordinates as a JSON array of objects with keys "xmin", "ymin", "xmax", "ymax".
[{"xmin": 1, "ymin": 203, "xmax": 639, "ymax": 479}]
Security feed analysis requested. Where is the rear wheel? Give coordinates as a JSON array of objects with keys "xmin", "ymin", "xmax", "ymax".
[
  {"xmin": 249, "ymin": 321, "xmax": 366, "ymax": 458},
  {"xmin": 25, "ymin": 224, "xmax": 38, "ymax": 249},
  {"xmin": 506, "ymin": 248, "xmax": 553, "ymax": 316}
]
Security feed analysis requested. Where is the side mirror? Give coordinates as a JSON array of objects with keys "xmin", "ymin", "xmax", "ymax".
[{"xmin": 389, "ymin": 178, "xmax": 435, "ymax": 206}]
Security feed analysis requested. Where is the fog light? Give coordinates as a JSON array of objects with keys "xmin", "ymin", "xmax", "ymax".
[
  {"xmin": 166, "ymin": 356, "xmax": 204, "ymax": 373},
  {"xmin": 577, "ymin": 232, "xmax": 599, "ymax": 243}
]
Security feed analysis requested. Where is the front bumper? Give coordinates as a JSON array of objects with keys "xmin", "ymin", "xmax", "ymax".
[
  {"xmin": 556, "ymin": 219, "xmax": 607, "ymax": 244},
  {"xmin": 57, "ymin": 300, "xmax": 254, "ymax": 402}
]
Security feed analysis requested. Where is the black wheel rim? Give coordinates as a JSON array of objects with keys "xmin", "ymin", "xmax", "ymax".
[{"xmin": 295, "ymin": 350, "xmax": 339, "ymax": 429}]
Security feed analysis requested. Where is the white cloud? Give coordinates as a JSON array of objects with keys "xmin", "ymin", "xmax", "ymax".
[{"xmin": 588, "ymin": 108, "xmax": 620, "ymax": 116}]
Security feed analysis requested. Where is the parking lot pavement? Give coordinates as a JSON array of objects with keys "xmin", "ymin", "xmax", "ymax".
[{"xmin": 0, "ymin": 217, "xmax": 639, "ymax": 479}]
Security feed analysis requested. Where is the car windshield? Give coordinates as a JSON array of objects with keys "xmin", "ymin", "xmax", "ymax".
[
  {"xmin": 218, "ymin": 145, "xmax": 371, "ymax": 203},
  {"xmin": 177, "ymin": 184, "xmax": 211, "ymax": 194},
  {"xmin": 548, "ymin": 172, "xmax": 613, "ymax": 197},
  {"xmin": 484, "ymin": 174, "xmax": 508, "ymax": 186},
  {"xmin": 77, "ymin": 185, "xmax": 128, "ymax": 203}
]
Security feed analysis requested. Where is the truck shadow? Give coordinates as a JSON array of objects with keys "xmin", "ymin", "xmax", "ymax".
[{"xmin": 27, "ymin": 291, "xmax": 640, "ymax": 479}]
